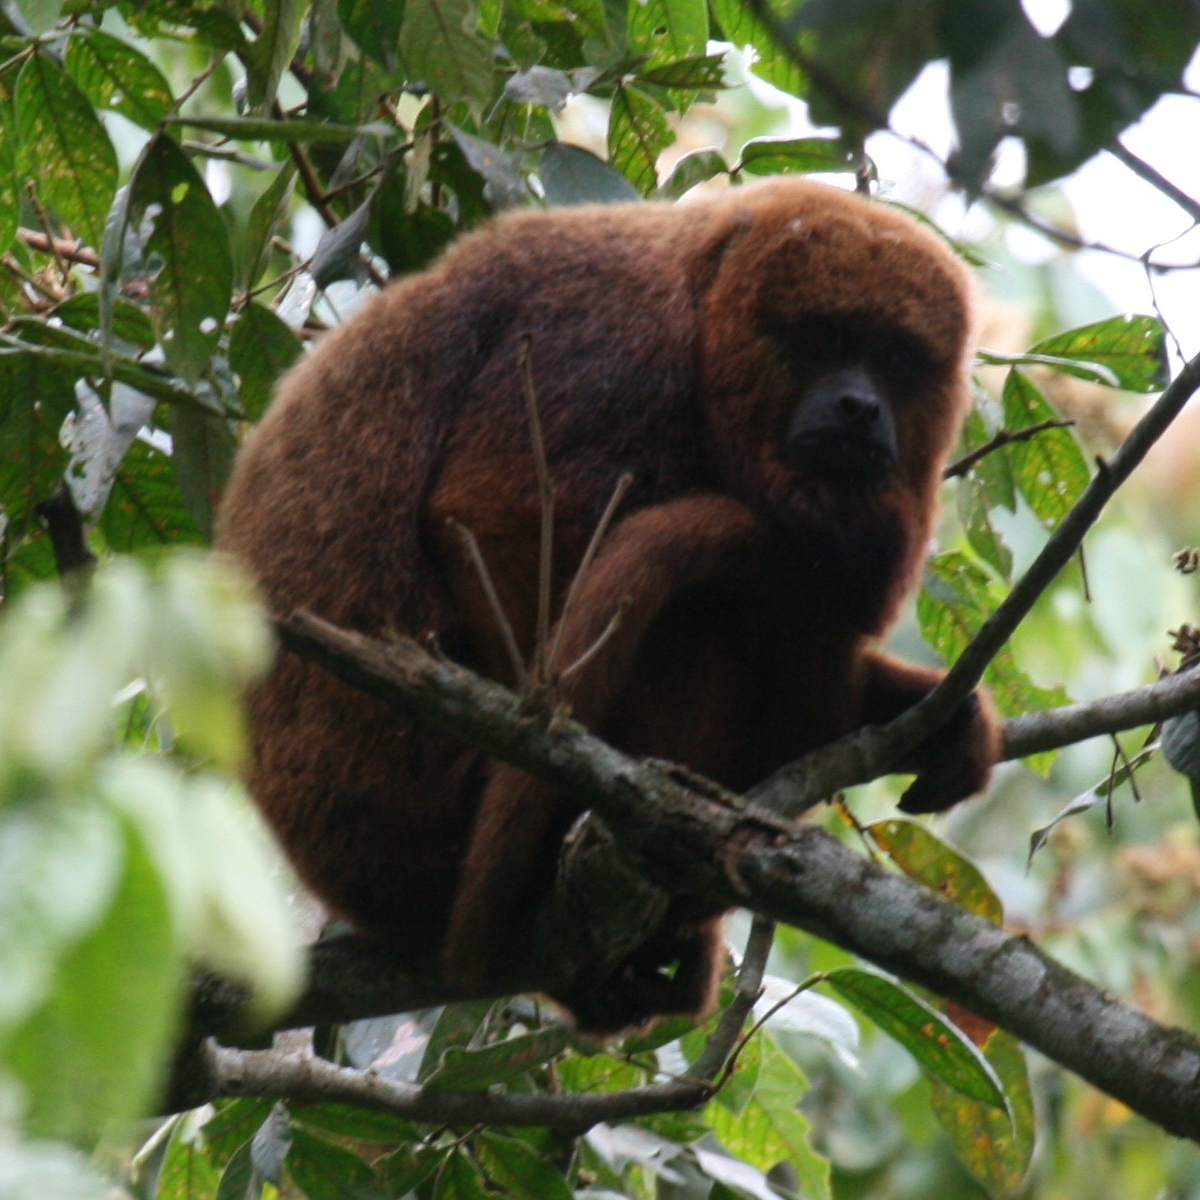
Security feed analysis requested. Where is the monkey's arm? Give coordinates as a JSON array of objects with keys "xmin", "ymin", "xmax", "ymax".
[{"xmin": 857, "ymin": 652, "xmax": 1001, "ymax": 814}]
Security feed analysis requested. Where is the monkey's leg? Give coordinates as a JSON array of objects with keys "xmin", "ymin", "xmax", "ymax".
[
  {"xmin": 441, "ymin": 494, "xmax": 780, "ymax": 1012},
  {"xmin": 858, "ymin": 651, "xmax": 1001, "ymax": 813}
]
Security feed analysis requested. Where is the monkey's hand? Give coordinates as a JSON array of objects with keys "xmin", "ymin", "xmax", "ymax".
[{"xmin": 859, "ymin": 652, "xmax": 1001, "ymax": 814}]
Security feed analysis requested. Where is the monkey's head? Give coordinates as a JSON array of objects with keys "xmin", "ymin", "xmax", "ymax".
[{"xmin": 696, "ymin": 180, "xmax": 975, "ymax": 627}]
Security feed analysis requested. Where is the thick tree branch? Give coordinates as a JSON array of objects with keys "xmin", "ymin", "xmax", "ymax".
[
  {"xmin": 750, "ymin": 350, "xmax": 1200, "ymax": 814},
  {"xmin": 232, "ymin": 613, "xmax": 1200, "ymax": 1141}
]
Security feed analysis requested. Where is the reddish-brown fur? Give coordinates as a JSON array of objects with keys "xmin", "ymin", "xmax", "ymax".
[{"xmin": 217, "ymin": 178, "xmax": 1000, "ymax": 1033}]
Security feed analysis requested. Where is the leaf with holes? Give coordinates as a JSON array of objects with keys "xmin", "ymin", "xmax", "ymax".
[
  {"xmin": 65, "ymin": 30, "xmax": 174, "ymax": 130},
  {"xmin": 628, "ymin": 0, "xmax": 707, "ymax": 67},
  {"xmin": 101, "ymin": 439, "xmax": 204, "ymax": 552},
  {"xmin": 1001, "ymin": 370, "xmax": 1089, "ymax": 531},
  {"xmin": 126, "ymin": 133, "xmax": 233, "ymax": 384},
  {"xmin": 608, "ymin": 84, "xmax": 673, "ymax": 195},
  {"xmin": 708, "ymin": 0, "xmax": 802, "ymax": 95},
  {"xmin": 16, "ymin": 53, "xmax": 117, "ymax": 250}
]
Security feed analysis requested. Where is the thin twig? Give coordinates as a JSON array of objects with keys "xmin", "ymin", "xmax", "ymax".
[
  {"xmin": 1110, "ymin": 142, "xmax": 1200, "ymax": 224},
  {"xmin": 943, "ymin": 418, "xmax": 1075, "ymax": 480},
  {"xmin": 559, "ymin": 599, "xmax": 630, "ymax": 682},
  {"xmin": 446, "ymin": 518, "xmax": 527, "ymax": 690},
  {"xmin": 25, "ymin": 184, "xmax": 70, "ymax": 285},
  {"xmin": 519, "ymin": 335, "xmax": 555, "ymax": 695},
  {"xmin": 549, "ymin": 472, "xmax": 634, "ymax": 674},
  {"xmin": 17, "ymin": 228, "xmax": 100, "ymax": 269},
  {"xmin": 170, "ymin": 54, "xmax": 226, "ymax": 115}
]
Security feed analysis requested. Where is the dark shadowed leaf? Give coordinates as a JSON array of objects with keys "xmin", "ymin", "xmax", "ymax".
[
  {"xmin": 214, "ymin": 1140, "xmax": 257, "ymax": 1200},
  {"xmin": 477, "ymin": 1133, "xmax": 574, "ymax": 1200},
  {"xmin": 101, "ymin": 439, "xmax": 204, "ymax": 552},
  {"xmin": 170, "ymin": 406, "xmax": 237, "ymax": 542},
  {"xmin": 505, "ymin": 64, "xmax": 573, "ymax": 108},
  {"xmin": 450, "ymin": 126, "xmax": 525, "ymax": 207},
  {"xmin": 244, "ymin": 0, "xmax": 305, "ymax": 112},
  {"xmin": 65, "ymin": 30, "xmax": 174, "ymax": 130},
  {"xmin": 16, "ymin": 53, "xmax": 118, "ymax": 249},
  {"xmin": 157, "ymin": 1122, "xmax": 222, "ymax": 1200},
  {"xmin": 51, "ymin": 294, "xmax": 156, "ymax": 352},
  {"xmin": 377, "ymin": 1145, "xmax": 447, "ymax": 1197},
  {"xmin": 311, "ymin": 200, "xmax": 372, "ymax": 287},
  {"xmin": 398, "ymin": 0, "xmax": 494, "ymax": 109},
  {"xmin": 867, "ymin": 819, "xmax": 1003, "ymax": 923},
  {"xmin": 1030, "ymin": 314, "xmax": 1168, "ymax": 393},
  {"xmin": 639, "ymin": 52, "xmax": 725, "ymax": 88},
  {"xmin": 608, "ymin": 84, "xmax": 674, "ymax": 195},
  {"xmin": 0, "ymin": 350, "xmax": 76, "ymax": 540},
  {"xmin": 0, "ymin": 93, "xmax": 19, "ymax": 252},
  {"xmin": 292, "ymin": 1104, "xmax": 421, "ymax": 1143},
  {"xmin": 417, "ymin": 999, "xmax": 492, "ymax": 1081},
  {"xmin": 243, "ymin": 163, "xmax": 297, "ymax": 291},
  {"xmin": 126, "ymin": 134, "xmax": 233, "ymax": 383},
  {"xmin": 541, "ymin": 142, "xmax": 641, "ymax": 204},
  {"xmin": 229, "ymin": 303, "xmax": 302, "ymax": 419},
  {"xmin": 737, "ymin": 136, "xmax": 855, "ymax": 176},
  {"xmin": 656, "ymin": 147, "xmax": 728, "ymax": 198},
  {"xmin": 286, "ymin": 1129, "xmax": 389, "ymax": 1200},
  {"xmin": 433, "ymin": 1149, "xmax": 489, "ymax": 1200},
  {"xmin": 203, "ymin": 1099, "xmax": 276, "ymax": 1169},
  {"xmin": 824, "ymin": 969, "xmax": 1006, "ymax": 1109},
  {"xmin": 339, "ymin": 0, "xmax": 404, "ymax": 69}
]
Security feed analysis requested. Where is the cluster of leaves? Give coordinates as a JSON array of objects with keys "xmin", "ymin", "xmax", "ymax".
[{"xmin": 0, "ymin": 553, "xmax": 303, "ymax": 1193}]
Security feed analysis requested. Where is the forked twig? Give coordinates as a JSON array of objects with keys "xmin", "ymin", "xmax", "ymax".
[
  {"xmin": 446, "ymin": 517, "xmax": 527, "ymax": 691},
  {"xmin": 549, "ymin": 471, "xmax": 634, "ymax": 674},
  {"xmin": 559, "ymin": 597, "xmax": 631, "ymax": 682},
  {"xmin": 942, "ymin": 417, "xmax": 1075, "ymax": 480}
]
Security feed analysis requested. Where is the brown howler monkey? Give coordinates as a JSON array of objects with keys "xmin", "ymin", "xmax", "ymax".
[{"xmin": 216, "ymin": 177, "xmax": 1000, "ymax": 1034}]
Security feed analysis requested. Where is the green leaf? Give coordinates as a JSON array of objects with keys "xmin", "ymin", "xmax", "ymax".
[
  {"xmin": 166, "ymin": 115, "xmax": 369, "ymax": 141},
  {"xmin": 229, "ymin": 303, "xmax": 302, "ymax": 420},
  {"xmin": 638, "ymin": 51, "xmax": 725, "ymax": 88},
  {"xmin": 423, "ymin": 1024, "xmax": 569, "ymax": 1090},
  {"xmin": 736, "ymin": 136, "xmax": 855, "ymax": 176},
  {"xmin": 157, "ymin": 1120, "xmax": 222, "ymax": 1200},
  {"xmin": 292, "ymin": 1104, "xmax": 421, "ymax": 1144},
  {"xmin": 101, "ymin": 438, "xmax": 205, "ymax": 552},
  {"xmin": 556, "ymin": 1052, "xmax": 643, "ymax": 1093},
  {"xmin": 628, "ymin": 0, "xmax": 707, "ymax": 67},
  {"xmin": 6, "ymin": 808, "xmax": 180, "ymax": 1143},
  {"xmin": 127, "ymin": 133, "xmax": 233, "ymax": 384},
  {"xmin": 866, "ymin": 819, "xmax": 1004, "ymax": 924},
  {"xmin": 398, "ymin": 0, "xmax": 494, "ymax": 110},
  {"xmin": 202, "ymin": 1098, "xmax": 276, "ymax": 1169},
  {"xmin": 16, "ymin": 52, "xmax": 118, "ymax": 250},
  {"xmin": 243, "ymin": 163, "xmax": 297, "ymax": 291},
  {"xmin": 213, "ymin": 1140, "xmax": 255, "ymax": 1200},
  {"xmin": 339, "ymin": 0, "xmax": 405, "ymax": 69},
  {"xmin": 0, "ymin": 349, "xmax": 76, "ymax": 541},
  {"xmin": 656, "ymin": 147, "xmax": 727, "ymax": 199},
  {"xmin": 608, "ymin": 84, "xmax": 673, "ymax": 195},
  {"xmin": 244, "ymin": 0, "xmax": 305, "ymax": 112},
  {"xmin": 0, "ymin": 93, "xmax": 18, "ymax": 253},
  {"xmin": 824, "ymin": 969, "xmax": 1006, "ymax": 1109},
  {"xmin": 1001, "ymin": 370, "xmax": 1090, "ymax": 531},
  {"xmin": 927, "ymin": 1029, "xmax": 1035, "ymax": 1196},
  {"xmin": 956, "ymin": 473, "xmax": 1013, "ymax": 581},
  {"xmin": 705, "ymin": 1039, "xmax": 830, "ymax": 1200},
  {"xmin": 287, "ymin": 1129, "xmax": 390, "ymax": 1200},
  {"xmin": 65, "ymin": 29, "xmax": 174, "ymax": 130},
  {"xmin": 0, "ymin": 803, "xmax": 122, "ymax": 1037},
  {"xmin": 51, "ymin": 293, "xmax": 156, "ymax": 351},
  {"xmin": 712, "ymin": 1024, "xmax": 761, "ymax": 1115},
  {"xmin": 541, "ymin": 142, "xmax": 641, "ymax": 205},
  {"xmin": 170, "ymin": 406, "xmax": 237, "ymax": 541},
  {"xmin": 377, "ymin": 1144, "xmax": 448, "ymax": 1196},
  {"xmin": 477, "ymin": 1133, "xmax": 574, "ymax": 1200},
  {"xmin": 918, "ymin": 551, "xmax": 1070, "ymax": 766},
  {"xmin": 432, "ymin": 1149, "xmax": 489, "ymax": 1200},
  {"xmin": 1030, "ymin": 313, "xmax": 1167, "ymax": 393},
  {"xmin": 417, "ymin": 999, "xmax": 493, "ymax": 1080},
  {"xmin": 707, "ymin": 0, "xmax": 802, "ymax": 94}
]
